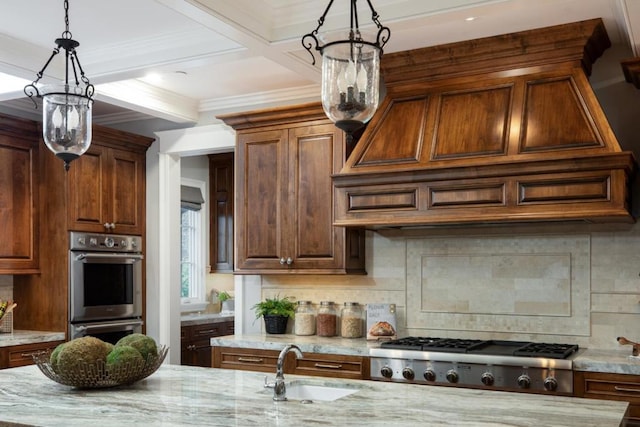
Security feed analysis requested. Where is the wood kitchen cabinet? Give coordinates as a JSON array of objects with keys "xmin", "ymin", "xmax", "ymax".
[
  {"xmin": 181, "ymin": 321, "xmax": 234, "ymax": 367},
  {"xmin": 67, "ymin": 127, "xmax": 148, "ymax": 235},
  {"xmin": 212, "ymin": 346, "xmax": 370, "ymax": 380},
  {"xmin": 13, "ymin": 125, "xmax": 152, "ymax": 335},
  {"xmin": 0, "ymin": 114, "xmax": 39, "ymax": 274},
  {"xmin": 288, "ymin": 352, "xmax": 369, "ymax": 380},
  {"xmin": 0, "ymin": 340, "xmax": 65, "ymax": 369},
  {"xmin": 218, "ymin": 103, "xmax": 365, "ymax": 274},
  {"xmin": 574, "ymin": 371, "xmax": 639, "ymax": 426},
  {"xmin": 209, "ymin": 153, "xmax": 234, "ymax": 272}
]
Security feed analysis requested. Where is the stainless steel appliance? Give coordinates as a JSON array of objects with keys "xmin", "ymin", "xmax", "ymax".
[
  {"xmin": 370, "ymin": 337, "xmax": 579, "ymax": 395},
  {"xmin": 69, "ymin": 231, "xmax": 144, "ymax": 343}
]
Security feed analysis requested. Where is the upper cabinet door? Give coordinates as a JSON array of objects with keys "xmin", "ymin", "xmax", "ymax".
[
  {"xmin": 232, "ymin": 111, "xmax": 366, "ymax": 275},
  {"xmin": 67, "ymin": 143, "xmax": 146, "ymax": 235},
  {"xmin": 235, "ymin": 129, "xmax": 288, "ymax": 271},
  {"xmin": 0, "ymin": 125, "xmax": 39, "ymax": 274}
]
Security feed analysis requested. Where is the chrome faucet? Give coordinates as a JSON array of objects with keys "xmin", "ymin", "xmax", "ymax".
[{"xmin": 265, "ymin": 344, "xmax": 303, "ymax": 401}]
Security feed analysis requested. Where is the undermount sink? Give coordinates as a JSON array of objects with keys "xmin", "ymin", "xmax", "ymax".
[{"xmin": 281, "ymin": 381, "xmax": 360, "ymax": 402}]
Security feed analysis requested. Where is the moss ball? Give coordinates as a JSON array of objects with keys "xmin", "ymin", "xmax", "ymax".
[
  {"xmin": 115, "ymin": 334, "xmax": 158, "ymax": 361},
  {"xmin": 49, "ymin": 342, "xmax": 66, "ymax": 374},
  {"xmin": 106, "ymin": 345, "xmax": 144, "ymax": 371},
  {"xmin": 56, "ymin": 336, "xmax": 110, "ymax": 376}
]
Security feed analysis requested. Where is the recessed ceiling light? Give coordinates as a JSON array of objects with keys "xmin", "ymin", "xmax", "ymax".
[
  {"xmin": 465, "ymin": 16, "xmax": 477, "ymax": 22},
  {"xmin": 143, "ymin": 72, "xmax": 163, "ymax": 84}
]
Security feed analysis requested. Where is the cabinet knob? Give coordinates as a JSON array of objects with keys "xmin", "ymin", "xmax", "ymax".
[
  {"xmin": 103, "ymin": 222, "xmax": 116, "ymax": 230},
  {"xmin": 286, "ymin": 257, "xmax": 293, "ymax": 265},
  {"xmin": 279, "ymin": 257, "xmax": 293, "ymax": 265}
]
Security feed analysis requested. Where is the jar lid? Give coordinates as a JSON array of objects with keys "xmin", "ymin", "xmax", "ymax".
[
  {"xmin": 320, "ymin": 301, "xmax": 334, "ymax": 305},
  {"xmin": 297, "ymin": 300, "xmax": 312, "ymax": 305},
  {"xmin": 343, "ymin": 302, "xmax": 359, "ymax": 306}
]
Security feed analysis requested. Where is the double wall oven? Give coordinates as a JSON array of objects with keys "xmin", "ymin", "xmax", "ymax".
[{"xmin": 69, "ymin": 231, "xmax": 144, "ymax": 344}]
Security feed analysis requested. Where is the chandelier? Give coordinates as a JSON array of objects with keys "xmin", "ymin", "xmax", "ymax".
[
  {"xmin": 24, "ymin": 0, "xmax": 94, "ymax": 171},
  {"xmin": 302, "ymin": 0, "xmax": 390, "ymax": 146}
]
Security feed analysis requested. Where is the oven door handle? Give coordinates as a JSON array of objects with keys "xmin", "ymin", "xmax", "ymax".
[
  {"xmin": 75, "ymin": 253, "xmax": 144, "ymax": 262},
  {"xmin": 75, "ymin": 319, "xmax": 144, "ymax": 332}
]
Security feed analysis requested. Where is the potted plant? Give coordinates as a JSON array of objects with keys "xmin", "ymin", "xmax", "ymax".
[
  {"xmin": 252, "ymin": 295, "xmax": 296, "ymax": 334},
  {"xmin": 218, "ymin": 291, "xmax": 234, "ymax": 313}
]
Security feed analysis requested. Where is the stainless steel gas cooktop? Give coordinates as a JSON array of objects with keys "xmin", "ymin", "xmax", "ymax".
[{"xmin": 369, "ymin": 337, "xmax": 580, "ymax": 394}]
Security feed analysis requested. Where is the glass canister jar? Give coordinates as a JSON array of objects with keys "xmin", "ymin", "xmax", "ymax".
[
  {"xmin": 294, "ymin": 300, "xmax": 316, "ymax": 336},
  {"xmin": 340, "ymin": 302, "xmax": 363, "ymax": 338},
  {"xmin": 316, "ymin": 301, "xmax": 337, "ymax": 337}
]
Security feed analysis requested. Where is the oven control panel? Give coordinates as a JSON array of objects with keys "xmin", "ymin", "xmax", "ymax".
[
  {"xmin": 70, "ymin": 231, "xmax": 142, "ymax": 253},
  {"xmin": 370, "ymin": 357, "xmax": 573, "ymax": 394}
]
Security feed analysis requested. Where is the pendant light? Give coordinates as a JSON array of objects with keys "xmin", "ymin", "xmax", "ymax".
[
  {"xmin": 302, "ymin": 0, "xmax": 390, "ymax": 147},
  {"xmin": 24, "ymin": 0, "xmax": 94, "ymax": 171}
]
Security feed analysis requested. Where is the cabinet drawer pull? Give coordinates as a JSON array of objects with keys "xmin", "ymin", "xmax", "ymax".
[
  {"xmin": 314, "ymin": 363, "xmax": 343, "ymax": 369},
  {"xmin": 196, "ymin": 329, "xmax": 218, "ymax": 335},
  {"xmin": 237, "ymin": 357, "xmax": 264, "ymax": 364},
  {"xmin": 614, "ymin": 386, "xmax": 640, "ymax": 393}
]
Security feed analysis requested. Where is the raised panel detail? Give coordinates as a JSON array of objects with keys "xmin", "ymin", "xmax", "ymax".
[
  {"xmin": 357, "ymin": 96, "xmax": 428, "ymax": 166},
  {"xmin": 348, "ymin": 190, "xmax": 417, "ymax": 211},
  {"xmin": 519, "ymin": 176, "xmax": 609, "ymax": 204},
  {"xmin": 520, "ymin": 77, "xmax": 601, "ymax": 152},
  {"xmin": 295, "ymin": 130, "xmax": 334, "ymax": 258},
  {"xmin": 432, "ymin": 86, "xmax": 511, "ymax": 159},
  {"xmin": 430, "ymin": 184, "xmax": 505, "ymax": 208},
  {"xmin": 243, "ymin": 135, "xmax": 282, "ymax": 260}
]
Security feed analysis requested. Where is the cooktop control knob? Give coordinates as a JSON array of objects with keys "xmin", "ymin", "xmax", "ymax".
[
  {"xmin": 543, "ymin": 376, "xmax": 558, "ymax": 391},
  {"xmin": 446, "ymin": 370, "xmax": 459, "ymax": 383},
  {"xmin": 423, "ymin": 369, "xmax": 436, "ymax": 382},
  {"xmin": 104, "ymin": 237, "xmax": 115, "ymax": 248},
  {"xmin": 380, "ymin": 366, "xmax": 393, "ymax": 379},
  {"xmin": 517, "ymin": 374, "xmax": 531, "ymax": 389},
  {"xmin": 481, "ymin": 372, "xmax": 495, "ymax": 386},
  {"xmin": 402, "ymin": 367, "xmax": 415, "ymax": 380},
  {"xmin": 120, "ymin": 239, "xmax": 128, "ymax": 249}
]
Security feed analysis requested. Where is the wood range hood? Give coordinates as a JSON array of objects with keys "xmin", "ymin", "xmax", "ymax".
[{"xmin": 332, "ymin": 19, "xmax": 637, "ymax": 229}]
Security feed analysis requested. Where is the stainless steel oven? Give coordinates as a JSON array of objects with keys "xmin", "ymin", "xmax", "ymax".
[
  {"xmin": 69, "ymin": 231, "xmax": 144, "ymax": 343},
  {"xmin": 69, "ymin": 318, "xmax": 144, "ymax": 343}
]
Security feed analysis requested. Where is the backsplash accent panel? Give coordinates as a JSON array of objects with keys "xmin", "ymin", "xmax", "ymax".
[
  {"xmin": 406, "ymin": 235, "xmax": 590, "ymax": 336},
  {"xmin": 419, "ymin": 253, "xmax": 571, "ymax": 316}
]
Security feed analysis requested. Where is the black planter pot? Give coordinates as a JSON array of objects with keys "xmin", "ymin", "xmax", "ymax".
[{"xmin": 263, "ymin": 315, "xmax": 289, "ymax": 334}]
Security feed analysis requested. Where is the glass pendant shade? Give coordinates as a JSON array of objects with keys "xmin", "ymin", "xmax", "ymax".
[
  {"xmin": 321, "ymin": 40, "xmax": 381, "ymax": 135},
  {"xmin": 41, "ymin": 84, "xmax": 92, "ymax": 171}
]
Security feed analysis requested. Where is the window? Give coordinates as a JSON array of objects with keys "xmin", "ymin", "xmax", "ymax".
[{"xmin": 180, "ymin": 180, "xmax": 207, "ymax": 310}]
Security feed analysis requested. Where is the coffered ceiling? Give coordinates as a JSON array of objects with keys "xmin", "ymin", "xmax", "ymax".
[{"xmin": 0, "ymin": 0, "xmax": 638, "ymax": 130}]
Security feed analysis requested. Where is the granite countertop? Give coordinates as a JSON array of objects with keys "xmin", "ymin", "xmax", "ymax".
[
  {"xmin": 212, "ymin": 334, "xmax": 640, "ymax": 375},
  {"xmin": 180, "ymin": 312, "xmax": 234, "ymax": 327},
  {"xmin": 211, "ymin": 333, "xmax": 375, "ymax": 356},
  {"xmin": 0, "ymin": 330, "xmax": 65, "ymax": 348},
  {"xmin": 0, "ymin": 364, "xmax": 628, "ymax": 427}
]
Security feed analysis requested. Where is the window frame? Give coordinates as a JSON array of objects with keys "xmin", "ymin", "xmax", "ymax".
[{"xmin": 180, "ymin": 178, "xmax": 208, "ymax": 312}]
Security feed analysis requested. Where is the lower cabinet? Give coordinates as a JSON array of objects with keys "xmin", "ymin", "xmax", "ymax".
[
  {"xmin": 212, "ymin": 346, "xmax": 370, "ymax": 380},
  {"xmin": 574, "ymin": 371, "xmax": 640, "ymax": 426},
  {"xmin": 181, "ymin": 321, "xmax": 234, "ymax": 367},
  {"xmin": 0, "ymin": 340, "xmax": 65, "ymax": 369}
]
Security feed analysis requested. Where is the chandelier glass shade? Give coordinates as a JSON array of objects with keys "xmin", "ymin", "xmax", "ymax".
[
  {"xmin": 302, "ymin": 0, "xmax": 390, "ymax": 144},
  {"xmin": 24, "ymin": 0, "xmax": 94, "ymax": 171}
]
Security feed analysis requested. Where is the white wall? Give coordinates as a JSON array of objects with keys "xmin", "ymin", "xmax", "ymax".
[{"xmin": 146, "ymin": 124, "xmax": 235, "ymax": 364}]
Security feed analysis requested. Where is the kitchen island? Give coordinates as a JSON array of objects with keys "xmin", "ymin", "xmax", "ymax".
[{"xmin": 0, "ymin": 363, "xmax": 628, "ymax": 426}]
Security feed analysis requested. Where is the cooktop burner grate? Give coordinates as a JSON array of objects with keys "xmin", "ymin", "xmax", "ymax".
[
  {"xmin": 513, "ymin": 342, "xmax": 579, "ymax": 359},
  {"xmin": 379, "ymin": 337, "xmax": 579, "ymax": 359}
]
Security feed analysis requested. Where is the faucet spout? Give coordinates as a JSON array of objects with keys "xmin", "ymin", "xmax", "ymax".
[{"xmin": 273, "ymin": 344, "xmax": 303, "ymax": 401}]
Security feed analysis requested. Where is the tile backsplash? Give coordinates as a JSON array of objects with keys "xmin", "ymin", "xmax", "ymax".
[
  {"xmin": 261, "ymin": 223, "xmax": 640, "ymax": 350},
  {"xmin": 0, "ymin": 275, "xmax": 13, "ymax": 302}
]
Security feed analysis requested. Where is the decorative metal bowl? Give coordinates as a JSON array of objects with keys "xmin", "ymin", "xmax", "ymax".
[{"xmin": 32, "ymin": 345, "xmax": 168, "ymax": 389}]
